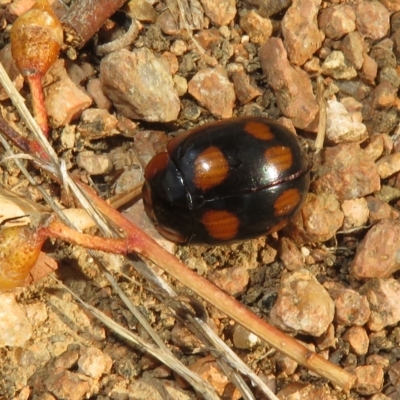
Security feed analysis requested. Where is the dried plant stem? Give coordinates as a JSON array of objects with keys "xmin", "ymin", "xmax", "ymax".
[
  {"xmin": 0, "ymin": 57, "xmax": 355, "ymax": 392},
  {"xmin": 107, "ymin": 183, "xmax": 143, "ymax": 209},
  {"xmin": 315, "ymin": 75, "xmax": 327, "ymax": 154},
  {"xmin": 61, "ymin": 0, "xmax": 127, "ymax": 48},
  {"xmin": 50, "ymin": 276, "xmax": 220, "ymax": 400},
  {"xmin": 26, "ymin": 73, "xmax": 48, "ymax": 137},
  {"xmin": 0, "ymin": 62, "xmax": 54, "ymax": 160},
  {"xmin": 54, "ymin": 180, "xmax": 355, "ymax": 392},
  {"xmin": 44, "ymin": 219, "xmax": 129, "ymax": 254}
]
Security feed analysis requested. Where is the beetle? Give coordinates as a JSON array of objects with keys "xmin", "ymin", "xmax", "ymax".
[{"xmin": 142, "ymin": 116, "xmax": 310, "ymax": 245}]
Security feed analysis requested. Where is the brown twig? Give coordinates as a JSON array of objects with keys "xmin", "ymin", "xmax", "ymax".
[
  {"xmin": 61, "ymin": 0, "xmax": 128, "ymax": 48},
  {"xmin": 25, "ymin": 73, "xmax": 49, "ymax": 137},
  {"xmin": 0, "ymin": 56, "xmax": 355, "ymax": 391},
  {"xmin": 0, "ymin": 115, "xmax": 48, "ymax": 160},
  {"xmin": 68, "ymin": 180, "xmax": 356, "ymax": 392},
  {"xmin": 0, "ymin": 110, "xmax": 356, "ymax": 391},
  {"xmin": 315, "ymin": 75, "xmax": 327, "ymax": 154}
]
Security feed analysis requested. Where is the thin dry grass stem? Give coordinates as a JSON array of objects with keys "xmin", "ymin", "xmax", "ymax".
[
  {"xmin": 0, "ymin": 63, "xmax": 56, "ymax": 161},
  {"xmin": 0, "ymin": 62, "xmax": 114, "ymax": 234},
  {"xmin": 41, "ymin": 178, "xmax": 356, "ymax": 392},
  {"xmin": 0, "ymin": 57, "xmax": 356, "ymax": 393},
  {"xmin": 107, "ymin": 182, "xmax": 143, "ymax": 209},
  {"xmin": 0, "ymin": 134, "xmax": 62, "ymax": 225},
  {"xmin": 74, "ymin": 180, "xmax": 356, "ymax": 391},
  {"xmin": 0, "ymin": 80, "xmax": 230, "ymax": 398},
  {"xmin": 0, "ymin": 132, "xmax": 290, "ymax": 400},
  {"xmin": 121, "ymin": 261, "xmax": 273, "ymax": 399},
  {"xmin": 49, "ymin": 276, "xmax": 221, "ymax": 400},
  {"xmin": 94, "ymin": 259, "xmax": 171, "ymax": 351},
  {"xmin": 123, "ymin": 263, "xmax": 277, "ymax": 400},
  {"xmin": 199, "ymin": 323, "xmax": 277, "ymax": 398},
  {"xmin": 0, "ymin": 140, "xmax": 230, "ymax": 400},
  {"xmin": 0, "ymin": 63, "xmax": 268, "ymax": 397},
  {"xmin": 97, "ymin": 257, "xmax": 270, "ymax": 400},
  {"xmin": 169, "ymin": 297, "xmax": 279, "ymax": 400},
  {"xmin": 174, "ymin": 0, "xmax": 206, "ymax": 55},
  {"xmin": 315, "ymin": 75, "xmax": 327, "ymax": 154}
]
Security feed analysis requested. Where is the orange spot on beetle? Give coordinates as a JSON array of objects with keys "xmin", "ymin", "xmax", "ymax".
[
  {"xmin": 274, "ymin": 189, "xmax": 302, "ymax": 217},
  {"xmin": 194, "ymin": 146, "xmax": 229, "ymax": 191},
  {"xmin": 200, "ymin": 210, "xmax": 239, "ymax": 241},
  {"xmin": 244, "ymin": 121, "xmax": 274, "ymax": 141},
  {"xmin": 264, "ymin": 146, "xmax": 293, "ymax": 172}
]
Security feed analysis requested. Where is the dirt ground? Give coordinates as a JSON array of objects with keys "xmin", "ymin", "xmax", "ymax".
[{"xmin": 1, "ymin": 0, "xmax": 400, "ymax": 399}]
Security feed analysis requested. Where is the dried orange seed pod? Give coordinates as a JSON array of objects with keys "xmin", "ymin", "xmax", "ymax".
[
  {"xmin": 0, "ymin": 225, "xmax": 47, "ymax": 291},
  {"xmin": 10, "ymin": 0, "xmax": 63, "ymax": 77}
]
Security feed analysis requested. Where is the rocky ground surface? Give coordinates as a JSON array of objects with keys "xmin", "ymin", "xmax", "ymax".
[{"xmin": 1, "ymin": 0, "xmax": 400, "ymax": 399}]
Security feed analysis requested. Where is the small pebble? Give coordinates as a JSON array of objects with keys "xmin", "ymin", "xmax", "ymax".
[
  {"xmin": 343, "ymin": 326, "xmax": 369, "ymax": 356},
  {"xmin": 188, "ymin": 67, "xmax": 235, "ymax": 118},
  {"xmin": 100, "ymin": 48, "xmax": 180, "ymax": 122},
  {"xmin": 326, "ymin": 99, "xmax": 367, "ymax": 143},
  {"xmin": 353, "ymin": 365, "xmax": 384, "ymax": 395},
  {"xmin": 351, "ymin": 220, "xmax": 400, "ymax": 279},
  {"xmin": 189, "ymin": 355, "xmax": 241, "ymax": 398},
  {"xmin": 270, "ymin": 269, "xmax": 334, "ymax": 336},
  {"xmin": 77, "ymin": 347, "xmax": 112, "ymax": 379},
  {"xmin": 318, "ymin": 4, "xmax": 356, "ymax": 40},
  {"xmin": 282, "ymin": 0, "xmax": 324, "ymax": 66},
  {"xmin": 322, "ymin": 51, "xmax": 358, "ymax": 80},
  {"xmin": 232, "ymin": 324, "xmax": 259, "ymax": 349},
  {"xmin": 361, "ymin": 278, "xmax": 400, "ymax": 331},
  {"xmin": 239, "ymin": 10, "xmax": 272, "ymax": 45},
  {"xmin": 0, "ymin": 293, "xmax": 32, "ymax": 347},
  {"xmin": 354, "ymin": 1, "xmax": 390, "ymax": 40},
  {"xmin": 76, "ymin": 151, "xmax": 112, "ymax": 175},
  {"xmin": 259, "ymin": 38, "xmax": 319, "ymax": 131},
  {"xmin": 341, "ymin": 198, "xmax": 369, "ymax": 230}
]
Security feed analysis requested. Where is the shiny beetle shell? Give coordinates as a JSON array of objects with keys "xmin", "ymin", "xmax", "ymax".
[{"xmin": 142, "ymin": 117, "xmax": 310, "ymax": 245}]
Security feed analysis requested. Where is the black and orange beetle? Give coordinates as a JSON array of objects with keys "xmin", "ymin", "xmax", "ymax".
[{"xmin": 142, "ymin": 117, "xmax": 310, "ymax": 245}]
